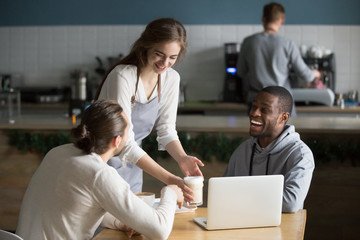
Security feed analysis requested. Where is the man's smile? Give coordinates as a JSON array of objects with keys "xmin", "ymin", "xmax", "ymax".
[{"xmin": 250, "ymin": 119, "xmax": 263, "ymax": 126}]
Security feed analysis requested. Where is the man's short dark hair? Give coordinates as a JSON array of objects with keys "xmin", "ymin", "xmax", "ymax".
[
  {"xmin": 263, "ymin": 2, "xmax": 285, "ymax": 24},
  {"xmin": 261, "ymin": 86, "xmax": 293, "ymax": 114}
]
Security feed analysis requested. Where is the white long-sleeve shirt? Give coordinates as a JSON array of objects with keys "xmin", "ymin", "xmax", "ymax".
[
  {"xmin": 16, "ymin": 144, "xmax": 178, "ymax": 240},
  {"xmin": 98, "ymin": 65, "xmax": 180, "ymax": 165}
]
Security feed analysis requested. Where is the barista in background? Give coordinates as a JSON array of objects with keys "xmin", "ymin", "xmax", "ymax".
[
  {"xmin": 95, "ymin": 18, "xmax": 204, "ymax": 201},
  {"xmin": 237, "ymin": 2, "xmax": 321, "ymax": 116}
]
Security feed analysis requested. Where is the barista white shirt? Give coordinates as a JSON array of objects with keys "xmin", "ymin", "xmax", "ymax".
[
  {"xmin": 16, "ymin": 144, "xmax": 178, "ymax": 240},
  {"xmin": 98, "ymin": 65, "xmax": 180, "ymax": 165}
]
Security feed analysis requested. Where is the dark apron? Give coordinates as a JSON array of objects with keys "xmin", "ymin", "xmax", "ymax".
[{"xmin": 107, "ymin": 97, "xmax": 159, "ymax": 193}]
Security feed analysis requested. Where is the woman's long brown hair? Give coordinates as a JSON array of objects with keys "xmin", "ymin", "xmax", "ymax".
[{"xmin": 94, "ymin": 18, "xmax": 187, "ymax": 100}]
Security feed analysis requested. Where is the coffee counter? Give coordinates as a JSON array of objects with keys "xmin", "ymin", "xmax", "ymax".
[
  {"xmin": 6, "ymin": 101, "xmax": 360, "ymax": 117},
  {"xmin": 0, "ymin": 114, "xmax": 74, "ymax": 130},
  {"xmin": 1, "ymin": 114, "xmax": 359, "ymax": 135},
  {"xmin": 178, "ymin": 102, "xmax": 360, "ymax": 117},
  {"xmin": 177, "ymin": 115, "xmax": 360, "ymax": 135}
]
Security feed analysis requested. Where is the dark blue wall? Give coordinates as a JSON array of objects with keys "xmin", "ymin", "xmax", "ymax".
[{"xmin": 1, "ymin": 0, "xmax": 360, "ymax": 26}]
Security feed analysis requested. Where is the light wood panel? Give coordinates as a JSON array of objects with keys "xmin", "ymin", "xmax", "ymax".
[{"xmin": 94, "ymin": 208, "xmax": 306, "ymax": 240}]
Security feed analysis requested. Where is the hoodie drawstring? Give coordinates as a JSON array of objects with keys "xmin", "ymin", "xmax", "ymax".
[
  {"xmin": 266, "ymin": 154, "xmax": 271, "ymax": 175},
  {"xmin": 249, "ymin": 143, "xmax": 271, "ymax": 176},
  {"xmin": 249, "ymin": 143, "xmax": 256, "ymax": 176}
]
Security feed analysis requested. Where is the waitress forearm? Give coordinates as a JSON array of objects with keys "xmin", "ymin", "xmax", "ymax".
[
  {"xmin": 166, "ymin": 140, "xmax": 204, "ymax": 177},
  {"xmin": 135, "ymin": 154, "xmax": 178, "ymax": 185},
  {"xmin": 165, "ymin": 140, "xmax": 187, "ymax": 162},
  {"xmin": 135, "ymin": 153, "xmax": 194, "ymax": 202}
]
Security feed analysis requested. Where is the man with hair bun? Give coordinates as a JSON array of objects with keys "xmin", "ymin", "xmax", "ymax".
[
  {"xmin": 223, "ymin": 86, "xmax": 315, "ymax": 213},
  {"xmin": 17, "ymin": 100, "xmax": 183, "ymax": 240}
]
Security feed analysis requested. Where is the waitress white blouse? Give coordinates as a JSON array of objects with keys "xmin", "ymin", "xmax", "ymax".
[{"xmin": 98, "ymin": 65, "xmax": 180, "ymax": 192}]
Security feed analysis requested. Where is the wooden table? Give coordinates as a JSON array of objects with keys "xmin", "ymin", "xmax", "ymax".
[{"xmin": 93, "ymin": 208, "xmax": 307, "ymax": 240}]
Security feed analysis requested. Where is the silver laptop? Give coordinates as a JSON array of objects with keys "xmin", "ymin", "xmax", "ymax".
[{"xmin": 193, "ymin": 175, "xmax": 284, "ymax": 230}]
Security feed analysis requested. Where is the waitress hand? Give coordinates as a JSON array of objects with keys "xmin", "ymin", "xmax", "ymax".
[
  {"xmin": 168, "ymin": 175, "xmax": 194, "ymax": 203},
  {"xmin": 177, "ymin": 155, "xmax": 204, "ymax": 177}
]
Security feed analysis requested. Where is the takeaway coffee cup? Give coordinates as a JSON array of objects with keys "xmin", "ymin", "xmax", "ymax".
[
  {"xmin": 136, "ymin": 192, "xmax": 155, "ymax": 207},
  {"xmin": 184, "ymin": 176, "xmax": 204, "ymax": 206}
]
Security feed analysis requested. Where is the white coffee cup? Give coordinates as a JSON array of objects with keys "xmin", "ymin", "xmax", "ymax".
[
  {"xmin": 136, "ymin": 192, "xmax": 155, "ymax": 207},
  {"xmin": 184, "ymin": 176, "xmax": 204, "ymax": 206}
]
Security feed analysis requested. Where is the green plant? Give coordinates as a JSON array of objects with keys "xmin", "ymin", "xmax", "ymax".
[
  {"xmin": 142, "ymin": 132, "xmax": 244, "ymax": 162},
  {"xmin": 214, "ymin": 133, "xmax": 244, "ymax": 162},
  {"xmin": 304, "ymin": 138, "xmax": 359, "ymax": 166},
  {"xmin": 6, "ymin": 130, "xmax": 359, "ymax": 166},
  {"xmin": 7, "ymin": 130, "xmax": 71, "ymax": 155}
]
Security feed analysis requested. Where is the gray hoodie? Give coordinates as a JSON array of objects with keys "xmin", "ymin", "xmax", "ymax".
[{"xmin": 223, "ymin": 124, "xmax": 314, "ymax": 213}]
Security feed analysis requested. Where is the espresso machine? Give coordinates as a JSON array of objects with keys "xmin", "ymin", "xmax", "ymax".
[
  {"xmin": 223, "ymin": 43, "xmax": 243, "ymax": 102},
  {"xmin": 290, "ymin": 53, "xmax": 336, "ymax": 106},
  {"xmin": 305, "ymin": 53, "xmax": 335, "ymax": 91}
]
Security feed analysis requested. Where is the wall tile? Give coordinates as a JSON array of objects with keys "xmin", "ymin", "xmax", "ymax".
[
  {"xmin": 0, "ymin": 28, "xmax": 10, "ymax": 72},
  {"xmin": 283, "ymin": 25, "xmax": 302, "ymax": 46},
  {"xmin": 300, "ymin": 25, "xmax": 318, "ymax": 46},
  {"xmin": 9, "ymin": 28, "xmax": 25, "ymax": 59},
  {"xmin": 111, "ymin": 25, "xmax": 130, "ymax": 56},
  {"xmin": 126, "ymin": 25, "xmax": 144, "ymax": 46},
  {"xmin": 350, "ymin": 26, "xmax": 360, "ymax": 48},
  {"xmin": 81, "ymin": 26, "xmax": 98, "ymax": 58},
  {"xmin": 219, "ymin": 25, "xmax": 237, "ymax": 43},
  {"xmin": 236, "ymin": 25, "xmax": 253, "ymax": 42},
  {"xmin": 187, "ymin": 26, "xmax": 206, "ymax": 43},
  {"xmin": 0, "ymin": 24, "xmax": 359, "ymax": 101},
  {"xmin": 349, "ymin": 74, "xmax": 359, "ymax": 92},
  {"xmin": 316, "ymin": 26, "xmax": 334, "ymax": 50},
  {"xmin": 204, "ymin": 25, "xmax": 221, "ymax": 42}
]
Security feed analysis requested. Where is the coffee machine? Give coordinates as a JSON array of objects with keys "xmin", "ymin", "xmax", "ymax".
[
  {"xmin": 290, "ymin": 53, "xmax": 336, "ymax": 106},
  {"xmin": 290, "ymin": 52, "xmax": 335, "ymax": 91},
  {"xmin": 223, "ymin": 43, "xmax": 243, "ymax": 102},
  {"xmin": 304, "ymin": 53, "xmax": 335, "ymax": 91}
]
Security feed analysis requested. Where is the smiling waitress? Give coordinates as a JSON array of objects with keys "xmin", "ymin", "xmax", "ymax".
[{"xmin": 95, "ymin": 18, "xmax": 203, "ymax": 201}]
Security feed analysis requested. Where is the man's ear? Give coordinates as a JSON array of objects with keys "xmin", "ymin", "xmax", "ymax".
[
  {"xmin": 280, "ymin": 16, "xmax": 285, "ymax": 25},
  {"xmin": 113, "ymin": 135, "xmax": 122, "ymax": 148},
  {"xmin": 281, "ymin": 112, "xmax": 290, "ymax": 123}
]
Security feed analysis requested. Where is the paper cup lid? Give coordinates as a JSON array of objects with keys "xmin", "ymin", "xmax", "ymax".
[{"xmin": 184, "ymin": 176, "xmax": 204, "ymax": 184}]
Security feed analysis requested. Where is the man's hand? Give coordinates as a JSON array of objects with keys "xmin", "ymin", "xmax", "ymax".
[
  {"xmin": 166, "ymin": 184, "xmax": 184, "ymax": 208},
  {"xmin": 124, "ymin": 226, "xmax": 140, "ymax": 238}
]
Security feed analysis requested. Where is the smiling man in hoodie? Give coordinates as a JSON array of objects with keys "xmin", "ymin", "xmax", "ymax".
[{"xmin": 223, "ymin": 86, "xmax": 314, "ymax": 213}]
